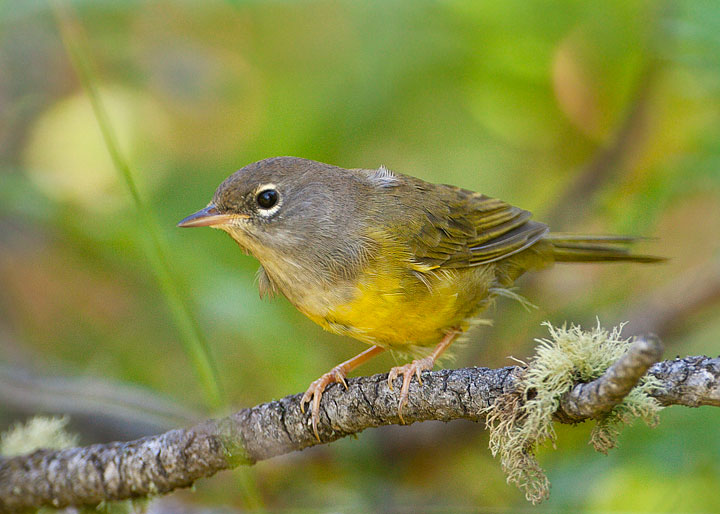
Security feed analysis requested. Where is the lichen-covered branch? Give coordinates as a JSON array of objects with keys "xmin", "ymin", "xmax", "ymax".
[
  {"xmin": 1, "ymin": 354, "xmax": 719, "ymax": 512},
  {"xmin": 558, "ymin": 336, "xmax": 663, "ymax": 421}
]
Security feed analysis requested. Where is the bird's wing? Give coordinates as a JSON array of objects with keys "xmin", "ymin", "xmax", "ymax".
[{"xmin": 408, "ymin": 185, "xmax": 549, "ymax": 269}]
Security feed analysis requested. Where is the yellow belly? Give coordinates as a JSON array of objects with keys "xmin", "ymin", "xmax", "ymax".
[{"xmin": 310, "ymin": 263, "xmax": 496, "ymax": 349}]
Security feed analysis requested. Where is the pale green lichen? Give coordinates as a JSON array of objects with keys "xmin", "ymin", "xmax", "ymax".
[
  {"xmin": 486, "ymin": 322, "xmax": 663, "ymax": 504},
  {"xmin": 0, "ymin": 415, "xmax": 78, "ymax": 457}
]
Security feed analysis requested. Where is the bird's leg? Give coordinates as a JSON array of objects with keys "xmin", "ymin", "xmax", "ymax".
[
  {"xmin": 301, "ymin": 345, "xmax": 385, "ymax": 440},
  {"xmin": 387, "ymin": 328, "xmax": 461, "ymax": 424}
]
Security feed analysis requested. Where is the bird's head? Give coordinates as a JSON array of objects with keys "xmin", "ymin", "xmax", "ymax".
[{"xmin": 178, "ymin": 156, "xmax": 376, "ymax": 278}]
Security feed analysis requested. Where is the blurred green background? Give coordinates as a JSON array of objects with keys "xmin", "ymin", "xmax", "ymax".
[{"xmin": 1, "ymin": 0, "xmax": 720, "ymax": 511}]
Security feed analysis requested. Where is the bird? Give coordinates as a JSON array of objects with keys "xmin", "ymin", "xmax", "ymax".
[{"xmin": 178, "ymin": 156, "xmax": 661, "ymax": 439}]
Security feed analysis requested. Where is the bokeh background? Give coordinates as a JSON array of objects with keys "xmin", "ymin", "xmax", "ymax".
[{"xmin": 2, "ymin": 0, "xmax": 720, "ymax": 511}]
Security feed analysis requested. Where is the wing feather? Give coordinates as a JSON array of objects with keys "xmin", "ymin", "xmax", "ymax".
[{"xmin": 409, "ymin": 185, "xmax": 548, "ymax": 269}]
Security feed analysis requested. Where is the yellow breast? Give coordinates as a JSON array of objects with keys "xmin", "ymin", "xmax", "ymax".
[{"xmin": 311, "ymin": 257, "xmax": 495, "ymax": 349}]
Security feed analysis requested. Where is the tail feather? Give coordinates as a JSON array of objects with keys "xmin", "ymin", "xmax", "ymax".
[{"xmin": 546, "ymin": 233, "xmax": 665, "ymax": 263}]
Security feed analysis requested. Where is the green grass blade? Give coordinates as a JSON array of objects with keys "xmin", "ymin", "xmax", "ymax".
[{"xmin": 51, "ymin": 0, "xmax": 225, "ymax": 411}]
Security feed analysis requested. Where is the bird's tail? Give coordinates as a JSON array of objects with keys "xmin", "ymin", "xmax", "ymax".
[{"xmin": 546, "ymin": 234, "xmax": 665, "ymax": 263}]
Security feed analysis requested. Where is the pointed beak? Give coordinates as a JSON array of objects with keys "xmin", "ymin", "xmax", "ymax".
[{"xmin": 177, "ymin": 204, "xmax": 239, "ymax": 228}]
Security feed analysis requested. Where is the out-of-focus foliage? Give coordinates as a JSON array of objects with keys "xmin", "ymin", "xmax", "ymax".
[{"xmin": 1, "ymin": 0, "xmax": 719, "ymax": 510}]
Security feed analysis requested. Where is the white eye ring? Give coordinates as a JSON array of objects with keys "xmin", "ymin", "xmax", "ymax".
[{"xmin": 254, "ymin": 183, "xmax": 282, "ymax": 216}]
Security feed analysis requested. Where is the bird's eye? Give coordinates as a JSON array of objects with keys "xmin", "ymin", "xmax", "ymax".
[{"xmin": 256, "ymin": 189, "xmax": 279, "ymax": 210}]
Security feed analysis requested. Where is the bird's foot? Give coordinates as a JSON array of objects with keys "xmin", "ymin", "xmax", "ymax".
[
  {"xmin": 300, "ymin": 366, "xmax": 348, "ymax": 440},
  {"xmin": 387, "ymin": 356, "xmax": 435, "ymax": 424}
]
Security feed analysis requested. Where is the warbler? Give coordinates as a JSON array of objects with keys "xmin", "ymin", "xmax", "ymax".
[{"xmin": 178, "ymin": 156, "xmax": 661, "ymax": 438}]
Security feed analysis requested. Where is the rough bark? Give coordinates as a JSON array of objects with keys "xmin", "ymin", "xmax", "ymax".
[{"xmin": 1, "ymin": 354, "xmax": 719, "ymax": 512}]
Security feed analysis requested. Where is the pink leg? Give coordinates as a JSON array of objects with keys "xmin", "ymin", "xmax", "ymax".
[
  {"xmin": 387, "ymin": 329, "xmax": 461, "ymax": 423},
  {"xmin": 301, "ymin": 345, "xmax": 385, "ymax": 440}
]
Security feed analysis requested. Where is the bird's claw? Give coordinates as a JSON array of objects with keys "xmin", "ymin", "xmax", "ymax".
[
  {"xmin": 386, "ymin": 356, "xmax": 434, "ymax": 424},
  {"xmin": 300, "ymin": 367, "xmax": 349, "ymax": 440}
]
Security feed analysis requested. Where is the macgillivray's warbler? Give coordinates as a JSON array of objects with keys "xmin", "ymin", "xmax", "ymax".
[{"xmin": 179, "ymin": 156, "xmax": 662, "ymax": 439}]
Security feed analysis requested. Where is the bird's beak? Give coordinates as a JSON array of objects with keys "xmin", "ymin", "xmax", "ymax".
[{"xmin": 177, "ymin": 204, "xmax": 239, "ymax": 228}]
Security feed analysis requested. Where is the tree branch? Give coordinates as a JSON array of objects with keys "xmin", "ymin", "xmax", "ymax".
[{"xmin": 2, "ymin": 352, "xmax": 719, "ymax": 512}]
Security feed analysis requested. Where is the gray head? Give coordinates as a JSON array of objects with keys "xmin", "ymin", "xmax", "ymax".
[{"xmin": 178, "ymin": 157, "xmax": 380, "ymax": 282}]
